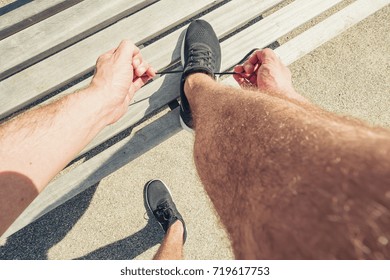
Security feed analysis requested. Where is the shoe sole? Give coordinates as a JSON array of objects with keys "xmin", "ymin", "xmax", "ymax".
[
  {"xmin": 179, "ymin": 25, "xmax": 219, "ymax": 133},
  {"xmin": 179, "ymin": 28, "xmax": 195, "ymax": 133}
]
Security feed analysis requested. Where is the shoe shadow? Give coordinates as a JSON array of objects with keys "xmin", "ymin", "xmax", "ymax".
[
  {"xmin": 76, "ymin": 194, "xmax": 164, "ymax": 260},
  {"xmin": 76, "ymin": 220, "xmax": 163, "ymax": 260}
]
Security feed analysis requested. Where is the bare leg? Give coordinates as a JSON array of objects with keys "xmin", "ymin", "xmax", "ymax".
[
  {"xmin": 184, "ymin": 50, "xmax": 390, "ymax": 259},
  {"xmin": 153, "ymin": 221, "xmax": 184, "ymax": 260}
]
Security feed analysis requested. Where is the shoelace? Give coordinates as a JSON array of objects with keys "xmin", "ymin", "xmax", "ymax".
[
  {"xmin": 156, "ymin": 48, "xmax": 261, "ymax": 76},
  {"xmin": 154, "ymin": 201, "xmax": 174, "ymax": 223},
  {"xmin": 188, "ymin": 47, "xmax": 215, "ymax": 68}
]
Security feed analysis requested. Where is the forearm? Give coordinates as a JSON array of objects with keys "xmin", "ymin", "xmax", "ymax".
[
  {"xmin": 0, "ymin": 87, "xmax": 109, "ymax": 235},
  {"xmin": 0, "ymin": 87, "xmax": 108, "ymax": 191}
]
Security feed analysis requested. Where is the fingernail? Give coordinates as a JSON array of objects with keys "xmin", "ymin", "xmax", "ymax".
[
  {"xmin": 137, "ymin": 66, "xmax": 146, "ymax": 74},
  {"xmin": 133, "ymin": 58, "xmax": 140, "ymax": 66},
  {"xmin": 244, "ymin": 64, "xmax": 252, "ymax": 72}
]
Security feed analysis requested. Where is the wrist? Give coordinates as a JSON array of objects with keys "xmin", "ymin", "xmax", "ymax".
[
  {"xmin": 73, "ymin": 86, "xmax": 112, "ymax": 130},
  {"xmin": 85, "ymin": 84, "xmax": 130, "ymax": 127}
]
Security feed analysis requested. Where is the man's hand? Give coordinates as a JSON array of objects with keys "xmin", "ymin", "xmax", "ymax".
[
  {"xmin": 89, "ymin": 40, "xmax": 155, "ymax": 124},
  {"xmin": 233, "ymin": 48, "xmax": 295, "ymax": 95}
]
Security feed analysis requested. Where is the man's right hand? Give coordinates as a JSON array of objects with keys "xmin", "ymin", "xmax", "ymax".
[{"xmin": 89, "ymin": 40, "xmax": 155, "ymax": 125}]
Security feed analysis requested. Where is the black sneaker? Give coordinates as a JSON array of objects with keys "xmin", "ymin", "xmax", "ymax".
[
  {"xmin": 180, "ymin": 19, "xmax": 221, "ymax": 132},
  {"xmin": 144, "ymin": 179, "xmax": 187, "ymax": 243}
]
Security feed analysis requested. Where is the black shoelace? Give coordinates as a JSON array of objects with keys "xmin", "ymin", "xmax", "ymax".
[
  {"xmin": 156, "ymin": 70, "xmax": 237, "ymax": 75},
  {"xmin": 155, "ymin": 48, "xmax": 261, "ymax": 76},
  {"xmin": 188, "ymin": 48, "xmax": 214, "ymax": 68},
  {"xmin": 154, "ymin": 201, "xmax": 174, "ymax": 227}
]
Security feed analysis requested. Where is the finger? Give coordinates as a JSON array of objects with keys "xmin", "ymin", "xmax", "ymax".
[
  {"xmin": 253, "ymin": 62, "xmax": 260, "ymax": 71},
  {"xmin": 131, "ymin": 76, "xmax": 150, "ymax": 92},
  {"xmin": 235, "ymin": 66, "xmax": 255, "ymax": 80},
  {"xmin": 114, "ymin": 39, "xmax": 136, "ymax": 64},
  {"xmin": 133, "ymin": 46, "xmax": 140, "ymax": 56},
  {"xmin": 234, "ymin": 65, "xmax": 253, "ymax": 80},
  {"xmin": 242, "ymin": 79, "xmax": 254, "ymax": 88},
  {"xmin": 234, "ymin": 75, "xmax": 252, "ymax": 88},
  {"xmin": 248, "ymin": 50, "xmax": 261, "ymax": 65},
  {"xmin": 234, "ymin": 65, "xmax": 244, "ymax": 73},
  {"xmin": 234, "ymin": 74, "xmax": 250, "ymax": 87},
  {"xmin": 249, "ymin": 73, "xmax": 257, "ymax": 85},
  {"xmin": 134, "ymin": 61, "xmax": 149, "ymax": 77},
  {"xmin": 146, "ymin": 66, "xmax": 156, "ymax": 77},
  {"xmin": 132, "ymin": 53, "xmax": 142, "ymax": 68},
  {"xmin": 243, "ymin": 62, "xmax": 255, "ymax": 74},
  {"xmin": 233, "ymin": 73, "xmax": 242, "ymax": 84},
  {"xmin": 257, "ymin": 48, "xmax": 278, "ymax": 64},
  {"xmin": 131, "ymin": 47, "xmax": 141, "ymax": 66}
]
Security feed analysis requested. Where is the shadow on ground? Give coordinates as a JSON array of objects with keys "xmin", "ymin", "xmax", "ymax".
[
  {"xmin": 0, "ymin": 109, "xmax": 181, "ymax": 260},
  {"xmin": 0, "ymin": 181, "xmax": 164, "ymax": 259},
  {"xmin": 0, "ymin": 0, "xmax": 32, "ymax": 15},
  {"xmin": 0, "ymin": 184, "xmax": 99, "ymax": 259},
  {"xmin": 76, "ymin": 193, "xmax": 164, "ymax": 260}
]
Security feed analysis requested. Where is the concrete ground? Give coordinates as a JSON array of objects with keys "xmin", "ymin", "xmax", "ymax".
[{"xmin": 0, "ymin": 3, "xmax": 389, "ymax": 259}]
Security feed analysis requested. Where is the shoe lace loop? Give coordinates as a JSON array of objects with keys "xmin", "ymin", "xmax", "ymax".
[
  {"xmin": 154, "ymin": 201, "xmax": 174, "ymax": 222},
  {"xmin": 189, "ymin": 46, "xmax": 215, "ymax": 67}
]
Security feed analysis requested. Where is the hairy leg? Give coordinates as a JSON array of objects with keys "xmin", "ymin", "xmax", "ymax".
[
  {"xmin": 153, "ymin": 221, "xmax": 184, "ymax": 260},
  {"xmin": 185, "ymin": 71, "xmax": 390, "ymax": 259}
]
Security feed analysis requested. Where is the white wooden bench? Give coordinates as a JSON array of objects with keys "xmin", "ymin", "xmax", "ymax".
[{"xmin": 1, "ymin": 0, "xmax": 388, "ymax": 240}]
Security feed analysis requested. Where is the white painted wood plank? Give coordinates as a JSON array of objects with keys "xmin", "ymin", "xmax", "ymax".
[
  {"xmin": 274, "ymin": 0, "xmax": 390, "ymax": 66},
  {"xmin": 0, "ymin": 0, "xmax": 221, "ymax": 120},
  {"xmin": 0, "ymin": 0, "xmax": 156, "ymax": 80},
  {"xmin": 0, "ymin": 0, "xmax": 66, "ymax": 34},
  {"xmin": 220, "ymin": 0, "xmax": 343, "ymax": 71},
  {"xmin": 3, "ymin": 0, "xmax": 387, "ymax": 238}
]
